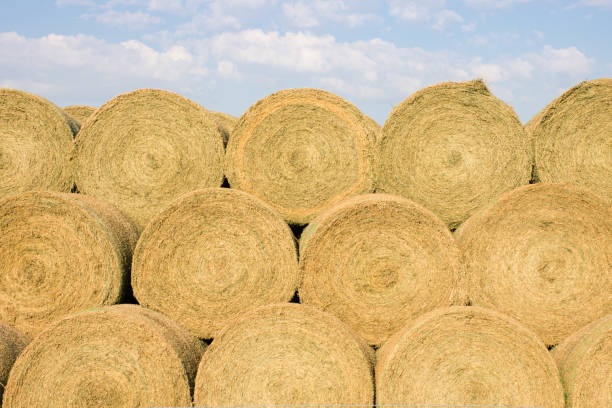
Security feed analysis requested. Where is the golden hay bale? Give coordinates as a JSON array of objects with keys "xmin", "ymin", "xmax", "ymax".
[
  {"xmin": 2, "ymin": 304, "xmax": 205, "ymax": 408},
  {"xmin": 528, "ymin": 78, "xmax": 612, "ymax": 202},
  {"xmin": 553, "ymin": 314, "xmax": 611, "ymax": 408},
  {"xmin": 225, "ymin": 88, "xmax": 378, "ymax": 225},
  {"xmin": 0, "ymin": 323, "xmax": 29, "ymax": 403},
  {"xmin": 72, "ymin": 88, "xmax": 225, "ymax": 232},
  {"xmin": 457, "ymin": 183, "xmax": 612, "ymax": 346},
  {"xmin": 63, "ymin": 105, "xmax": 96, "ymax": 127},
  {"xmin": 194, "ymin": 303, "xmax": 374, "ymax": 407},
  {"xmin": 208, "ymin": 110, "xmax": 238, "ymax": 146},
  {"xmin": 132, "ymin": 188, "xmax": 299, "ymax": 339},
  {"xmin": 0, "ymin": 191, "xmax": 138, "ymax": 337},
  {"xmin": 299, "ymin": 193, "xmax": 464, "ymax": 346},
  {"xmin": 376, "ymin": 306, "xmax": 564, "ymax": 407},
  {"xmin": 377, "ymin": 79, "xmax": 531, "ymax": 230},
  {"xmin": 0, "ymin": 89, "xmax": 75, "ymax": 200}
]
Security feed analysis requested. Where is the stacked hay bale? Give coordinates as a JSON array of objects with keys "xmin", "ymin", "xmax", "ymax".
[
  {"xmin": 194, "ymin": 303, "xmax": 373, "ymax": 407},
  {"xmin": 72, "ymin": 88, "xmax": 225, "ymax": 232},
  {"xmin": 225, "ymin": 88, "xmax": 378, "ymax": 225},
  {"xmin": 527, "ymin": 78, "xmax": 612, "ymax": 202},
  {"xmin": 299, "ymin": 193, "xmax": 464, "ymax": 346},
  {"xmin": 63, "ymin": 105, "xmax": 96, "ymax": 127},
  {"xmin": 554, "ymin": 314, "xmax": 611, "ymax": 408},
  {"xmin": 131, "ymin": 188, "xmax": 300, "ymax": 338},
  {"xmin": 2, "ymin": 304, "xmax": 205, "ymax": 408},
  {"xmin": 456, "ymin": 183, "xmax": 612, "ymax": 346},
  {"xmin": 0, "ymin": 191, "xmax": 138, "ymax": 337},
  {"xmin": 208, "ymin": 110, "xmax": 238, "ymax": 146},
  {"xmin": 376, "ymin": 306, "xmax": 564, "ymax": 407},
  {"xmin": 0, "ymin": 89, "xmax": 76, "ymax": 200},
  {"xmin": 0, "ymin": 323, "xmax": 29, "ymax": 403},
  {"xmin": 377, "ymin": 79, "xmax": 531, "ymax": 229}
]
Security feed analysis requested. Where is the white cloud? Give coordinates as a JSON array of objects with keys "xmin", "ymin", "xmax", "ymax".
[
  {"xmin": 217, "ymin": 60, "xmax": 241, "ymax": 79},
  {"xmin": 461, "ymin": 21, "xmax": 476, "ymax": 32},
  {"xmin": 85, "ymin": 10, "xmax": 164, "ymax": 28},
  {"xmin": 533, "ymin": 45, "xmax": 594, "ymax": 76},
  {"xmin": 464, "ymin": 0, "xmax": 534, "ymax": 9},
  {"xmin": 55, "ymin": 0, "xmax": 95, "ymax": 6},
  {"xmin": 148, "ymin": 0, "xmax": 183, "ymax": 11},
  {"xmin": 433, "ymin": 9, "xmax": 463, "ymax": 30},
  {"xmin": 283, "ymin": 2, "xmax": 319, "ymax": 27},
  {"xmin": 282, "ymin": 1, "xmax": 375, "ymax": 28},
  {"xmin": 389, "ymin": 0, "xmax": 446, "ymax": 21},
  {"xmin": 578, "ymin": 0, "xmax": 612, "ymax": 8}
]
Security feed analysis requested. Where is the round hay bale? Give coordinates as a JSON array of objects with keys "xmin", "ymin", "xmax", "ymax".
[
  {"xmin": 132, "ymin": 188, "xmax": 299, "ymax": 339},
  {"xmin": 72, "ymin": 88, "xmax": 225, "ymax": 232},
  {"xmin": 208, "ymin": 110, "xmax": 238, "ymax": 146},
  {"xmin": 376, "ymin": 306, "xmax": 564, "ymax": 407},
  {"xmin": 194, "ymin": 303, "xmax": 374, "ymax": 407},
  {"xmin": 553, "ymin": 314, "xmax": 612, "ymax": 408},
  {"xmin": 0, "ymin": 89, "xmax": 75, "ymax": 200},
  {"xmin": 457, "ymin": 183, "xmax": 612, "ymax": 346},
  {"xmin": 528, "ymin": 78, "xmax": 612, "ymax": 202},
  {"xmin": 0, "ymin": 323, "xmax": 29, "ymax": 403},
  {"xmin": 299, "ymin": 193, "xmax": 464, "ymax": 346},
  {"xmin": 225, "ymin": 88, "xmax": 378, "ymax": 225},
  {"xmin": 63, "ymin": 105, "xmax": 96, "ymax": 127},
  {"xmin": 377, "ymin": 79, "xmax": 531, "ymax": 229},
  {"xmin": 2, "ymin": 304, "xmax": 205, "ymax": 408},
  {"xmin": 0, "ymin": 191, "xmax": 138, "ymax": 337}
]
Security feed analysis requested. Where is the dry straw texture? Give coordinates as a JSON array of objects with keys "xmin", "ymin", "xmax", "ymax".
[
  {"xmin": 299, "ymin": 193, "xmax": 464, "ymax": 346},
  {"xmin": 0, "ymin": 323, "xmax": 29, "ymax": 403},
  {"xmin": 63, "ymin": 105, "xmax": 96, "ymax": 127},
  {"xmin": 553, "ymin": 314, "xmax": 612, "ymax": 408},
  {"xmin": 72, "ymin": 88, "xmax": 225, "ymax": 232},
  {"xmin": 456, "ymin": 183, "xmax": 612, "ymax": 346},
  {"xmin": 0, "ymin": 89, "xmax": 75, "ymax": 201},
  {"xmin": 0, "ymin": 191, "xmax": 138, "ymax": 337},
  {"xmin": 2, "ymin": 304, "xmax": 205, "ymax": 408},
  {"xmin": 377, "ymin": 79, "xmax": 531, "ymax": 230},
  {"xmin": 376, "ymin": 306, "xmax": 564, "ymax": 408},
  {"xmin": 528, "ymin": 78, "xmax": 612, "ymax": 202},
  {"xmin": 208, "ymin": 110, "xmax": 238, "ymax": 146},
  {"xmin": 194, "ymin": 303, "xmax": 374, "ymax": 407},
  {"xmin": 225, "ymin": 88, "xmax": 378, "ymax": 225},
  {"xmin": 132, "ymin": 188, "xmax": 299, "ymax": 339}
]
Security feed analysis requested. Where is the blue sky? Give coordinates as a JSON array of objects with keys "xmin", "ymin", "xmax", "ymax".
[{"xmin": 1, "ymin": 0, "xmax": 611, "ymax": 124}]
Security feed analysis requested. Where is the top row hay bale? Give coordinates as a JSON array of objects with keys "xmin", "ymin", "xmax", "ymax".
[
  {"xmin": 0, "ymin": 88, "xmax": 76, "ymax": 201},
  {"xmin": 3, "ymin": 304, "xmax": 205, "ymax": 408},
  {"xmin": 63, "ymin": 105, "xmax": 96, "ymax": 127},
  {"xmin": 377, "ymin": 79, "xmax": 531, "ymax": 230},
  {"xmin": 526, "ymin": 78, "xmax": 612, "ymax": 203},
  {"xmin": 225, "ymin": 88, "xmax": 379, "ymax": 225},
  {"xmin": 72, "ymin": 88, "xmax": 225, "ymax": 232}
]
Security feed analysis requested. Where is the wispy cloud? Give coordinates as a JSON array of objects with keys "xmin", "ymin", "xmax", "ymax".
[{"xmin": 83, "ymin": 10, "xmax": 163, "ymax": 28}]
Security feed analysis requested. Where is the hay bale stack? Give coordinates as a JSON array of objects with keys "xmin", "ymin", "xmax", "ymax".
[
  {"xmin": 208, "ymin": 110, "xmax": 237, "ymax": 146},
  {"xmin": 528, "ymin": 78, "xmax": 612, "ymax": 202},
  {"xmin": 0, "ymin": 191, "xmax": 138, "ymax": 337},
  {"xmin": 299, "ymin": 193, "xmax": 464, "ymax": 346},
  {"xmin": 376, "ymin": 306, "xmax": 564, "ymax": 407},
  {"xmin": 225, "ymin": 88, "xmax": 378, "ymax": 225},
  {"xmin": 63, "ymin": 105, "xmax": 96, "ymax": 127},
  {"xmin": 132, "ymin": 188, "xmax": 299, "ymax": 339},
  {"xmin": 0, "ymin": 323, "xmax": 29, "ymax": 403},
  {"xmin": 377, "ymin": 79, "xmax": 531, "ymax": 229},
  {"xmin": 2, "ymin": 304, "xmax": 205, "ymax": 408},
  {"xmin": 553, "ymin": 314, "xmax": 611, "ymax": 408},
  {"xmin": 457, "ymin": 183, "xmax": 612, "ymax": 346},
  {"xmin": 0, "ymin": 89, "xmax": 75, "ymax": 201},
  {"xmin": 194, "ymin": 303, "xmax": 373, "ymax": 407},
  {"xmin": 72, "ymin": 88, "xmax": 225, "ymax": 232}
]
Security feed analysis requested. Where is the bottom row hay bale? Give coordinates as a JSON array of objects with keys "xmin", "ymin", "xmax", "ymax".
[
  {"xmin": 3, "ymin": 304, "xmax": 205, "ymax": 408},
  {"xmin": 194, "ymin": 303, "xmax": 374, "ymax": 407},
  {"xmin": 376, "ymin": 306, "xmax": 565, "ymax": 408},
  {"xmin": 0, "ymin": 323, "xmax": 29, "ymax": 402},
  {"xmin": 554, "ymin": 314, "xmax": 612, "ymax": 408},
  {"xmin": 456, "ymin": 183, "xmax": 612, "ymax": 346},
  {"xmin": 0, "ymin": 191, "xmax": 138, "ymax": 338}
]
